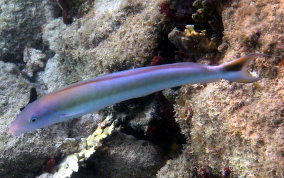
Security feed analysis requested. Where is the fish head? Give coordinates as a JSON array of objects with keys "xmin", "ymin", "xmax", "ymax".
[{"xmin": 9, "ymin": 100, "xmax": 62, "ymax": 136}]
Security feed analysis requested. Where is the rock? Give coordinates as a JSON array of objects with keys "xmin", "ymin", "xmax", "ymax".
[
  {"xmin": 72, "ymin": 131, "xmax": 165, "ymax": 178},
  {"xmin": 39, "ymin": 0, "xmax": 163, "ymax": 89},
  {"xmin": 23, "ymin": 48, "xmax": 46, "ymax": 77},
  {"xmin": 37, "ymin": 122, "xmax": 115, "ymax": 178},
  {"xmin": 0, "ymin": 0, "xmax": 164, "ymax": 177},
  {"xmin": 157, "ymin": 0, "xmax": 284, "ymax": 177},
  {"xmin": 168, "ymin": 26, "xmax": 217, "ymax": 54},
  {"xmin": 0, "ymin": 0, "xmax": 56, "ymax": 63}
]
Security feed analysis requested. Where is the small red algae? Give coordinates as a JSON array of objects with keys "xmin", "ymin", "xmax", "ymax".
[
  {"xmin": 158, "ymin": 2, "xmax": 176, "ymax": 20},
  {"xmin": 43, "ymin": 158, "xmax": 57, "ymax": 173},
  {"xmin": 145, "ymin": 91, "xmax": 176, "ymax": 138},
  {"xmin": 150, "ymin": 56, "xmax": 167, "ymax": 66},
  {"xmin": 145, "ymin": 124, "xmax": 156, "ymax": 137},
  {"xmin": 199, "ymin": 167, "xmax": 209, "ymax": 178},
  {"xmin": 56, "ymin": 0, "xmax": 73, "ymax": 24},
  {"xmin": 155, "ymin": 91, "xmax": 175, "ymax": 122},
  {"xmin": 158, "ymin": 1, "xmax": 195, "ymax": 23},
  {"xmin": 276, "ymin": 57, "xmax": 284, "ymax": 67}
]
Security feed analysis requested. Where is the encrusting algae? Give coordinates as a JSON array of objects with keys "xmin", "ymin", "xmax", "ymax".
[
  {"xmin": 168, "ymin": 25, "xmax": 217, "ymax": 53},
  {"xmin": 40, "ymin": 118, "xmax": 114, "ymax": 178}
]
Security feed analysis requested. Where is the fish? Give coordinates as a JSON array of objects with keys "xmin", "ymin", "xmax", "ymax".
[{"xmin": 9, "ymin": 54, "xmax": 263, "ymax": 136}]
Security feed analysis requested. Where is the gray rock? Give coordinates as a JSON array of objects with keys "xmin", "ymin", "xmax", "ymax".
[
  {"xmin": 72, "ymin": 131, "xmax": 165, "ymax": 178},
  {"xmin": 22, "ymin": 47, "xmax": 46, "ymax": 77},
  {"xmin": 0, "ymin": 0, "xmax": 56, "ymax": 63},
  {"xmin": 0, "ymin": 0, "xmax": 164, "ymax": 177}
]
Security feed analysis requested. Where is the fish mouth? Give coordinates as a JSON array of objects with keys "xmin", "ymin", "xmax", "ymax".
[{"xmin": 9, "ymin": 123, "xmax": 26, "ymax": 136}]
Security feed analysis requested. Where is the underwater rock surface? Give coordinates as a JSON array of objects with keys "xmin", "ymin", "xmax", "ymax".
[
  {"xmin": 0, "ymin": 0, "xmax": 283, "ymax": 177},
  {"xmin": 0, "ymin": 0, "xmax": 164, "ymax": 177},
  {"xmin": 72, "ymin": 131, "xmax": 164, "ymax": 178},
  {"xmin": 157, "ymin": 0, "xmax": 284, "ymax": 177},
  {"xmin": 0, "ymin": 0, "xmax": 56, "ymax": 63}
]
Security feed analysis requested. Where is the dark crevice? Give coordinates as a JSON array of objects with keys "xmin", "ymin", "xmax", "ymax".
[
  {"xmin": 20, "ymin": 87, "xmax": 38, "ymax": 111},
  {"xmin": 1, "ymin": 52, "xmax": 24, "ymax": 64},
  {"xmin": 156, "ymin": 0, "xmax": 224, "ymax": 60},
  {"xmin": 152, "ymin": 30, "xmax": 178, "ymax": 64},
  {"xmin": 28, "ymin": 88, "xmax": 38, "ymax": 104},
  {"xmin": 118, "ymin": 93, "xmax": 186, "ymax": 155},
  {"xmin": 148, "ymin": 0, "xmax": 225, "ymax": 176},
  {"xmin": 98, "ymin": 92, "xmax": 187, "ymax": 158}
]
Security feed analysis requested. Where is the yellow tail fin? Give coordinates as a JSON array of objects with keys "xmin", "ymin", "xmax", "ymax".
[{"xmin": 221, "ymin": 54, "xmax": 263, "ymax": 83}]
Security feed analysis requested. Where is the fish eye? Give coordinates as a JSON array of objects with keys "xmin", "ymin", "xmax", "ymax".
[{"xmin": 30, "ymin": 116, "xmax": 38, "ymax": 123}]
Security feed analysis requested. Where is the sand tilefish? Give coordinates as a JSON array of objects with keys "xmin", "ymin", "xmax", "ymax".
[{"xmin": 9, "ymin": 54, "xmax": 262, "ymax": 136}]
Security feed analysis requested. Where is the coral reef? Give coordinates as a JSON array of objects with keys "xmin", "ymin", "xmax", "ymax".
[
  {"xmin": 0, "ymin": 0, "xmax": 165, "ymax": 177},
  {"xmin": 159, "ymin": 0, "xmax": 223, "ymax": 57},
  {"xmin": 157, "ymin": 0, "xmax": 284, "ymax": 177},
  {"xmin": 0, "ymin": 0, "xmax": 283, "ymax": 177}
]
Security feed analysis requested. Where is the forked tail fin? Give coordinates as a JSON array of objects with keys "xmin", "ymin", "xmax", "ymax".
[{"xmin": 220, "ymin": 54, "xmax": 264, "ymax": 83}]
